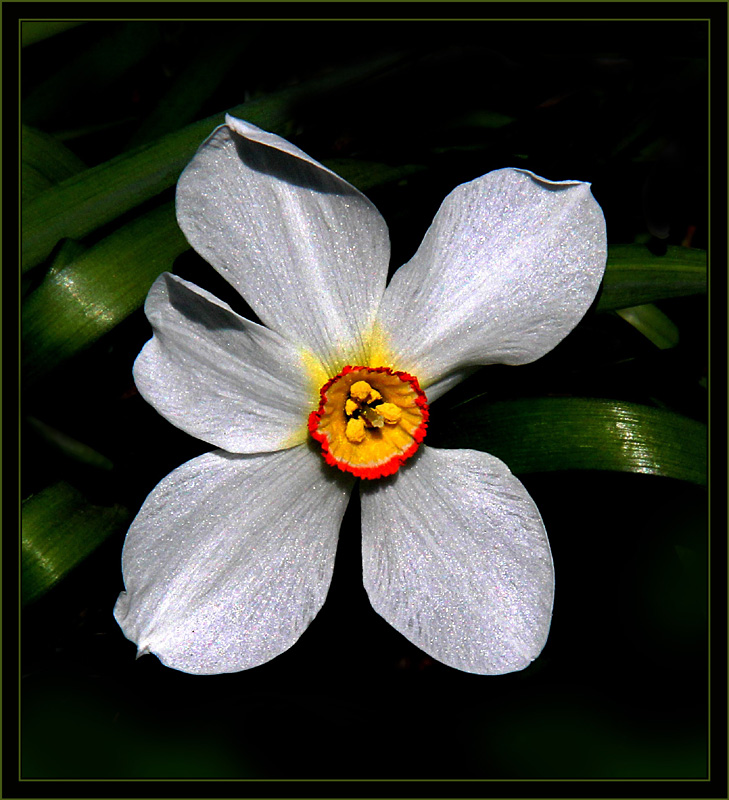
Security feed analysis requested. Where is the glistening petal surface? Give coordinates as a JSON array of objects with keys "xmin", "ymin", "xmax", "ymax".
[
  {"xmin": 376, "ymin": 168, "xmax": 607, "ymax": 390},
  {"xmin": 134, "ymin": 273, "xmax": 312, "ymax": 453},
  {"xmin": 114, "ymin": 446, "xmax": 354, "ymax": 675},
  {"xmin": 176, "ymin": 116, "xmax": 391, "ymax": 372},
  {"xmin": 360, "ymin": 445, "xmax": 554, "ymax": 675}
]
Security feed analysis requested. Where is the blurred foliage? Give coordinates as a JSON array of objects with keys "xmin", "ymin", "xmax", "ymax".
[
  {"xmin": 20, "ymin": 19, "xmax": 709, "ymax": 783},
  {"xmin": 21, "ymin": 20, "xmax": 86, "ymax": 48}
]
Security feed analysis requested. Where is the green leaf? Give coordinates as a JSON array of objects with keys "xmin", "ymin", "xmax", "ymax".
[
  {"xmin": 21, "ymin": 126, "xmax": 87, "ymax": 298},
  {"xmin": 429, "ymin": 397, "xmax": 706, "ymax": 486},
  {"xmin": 598, "ymin": 244, "xmax": 706, "ymax": 311},
  {"xmin": 22, "ymin": 202, "xmax": 187, "ymax": 386},
  {"xmin": 22, "ymin": 52, "xmax": 405, "ymax": 273},
  {"xmin": 26, "ymin": 416, "xmax": 114, "ymax": 472},
  {"xmin": 616, "ymin": 303, "xmax": 680, "ymax": 349},
  {"xmin": 22, "ymin": 481, "xmax": 131, "ymax": 607},
  {"xmin": 22, "ymin": 126, "xmax": 86, "ymax": 200}
]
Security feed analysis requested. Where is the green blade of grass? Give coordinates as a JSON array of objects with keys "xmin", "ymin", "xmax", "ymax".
[
  {"xmin": 616, "ymin": 303, "xmax": 680, "ymax": 349},
  {"xmin": 598, "ymin": 244, "xmax": 706, "ymax": 311},
  {"xmin": 25, "ymin": 416, "xmax": 115, "ymax": 472},
  {"xmin": 429, "ymin": 396, "xmax": 706, "ymax": 486},
  {"xmin": 22, "ymin": 201, "xmax": 187, "ymax": 386},
  {"xmin": 22, "ymin": 125, "xmax": 86, "ymax": 200},
  {"xmin": 22, "ymin": 481, "xmax": 131, "ymax": 607}
]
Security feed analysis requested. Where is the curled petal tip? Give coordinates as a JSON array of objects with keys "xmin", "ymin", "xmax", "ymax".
[
  {"xmin": 223, "ymin": 113, "xmax": 258, "ymax": 137},
  {"xmin": 136, "ymin": 643, "xmax": 151, "ymax": 660},
  {"xmin": 511, "ymin": 166, "xmax": 593, "ymax": 188}
]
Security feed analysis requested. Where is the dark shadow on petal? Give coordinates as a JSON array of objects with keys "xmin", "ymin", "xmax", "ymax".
[
  {"xmin": 161, "ymin": 273, "xmax": 254, "ymax": 334},
  {"xmin": 231, "ymin": 129, "xmax": 351, "ymax": 196}
]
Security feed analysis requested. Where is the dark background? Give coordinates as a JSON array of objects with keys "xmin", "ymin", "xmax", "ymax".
[{"xmin": 17, "ymin": 11, "xmax": 720, "ymax": 790}]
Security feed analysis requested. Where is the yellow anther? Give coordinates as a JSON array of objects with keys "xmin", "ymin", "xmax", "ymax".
[
  {"xmin": 345, "ymin": 398, "xmax": 359, "ymax": 416},
  {"xmin": 368, "ymin": 389, "xmax": 382, "ymax": 402},
  {"xmin": 350, "ymin": 381, "xmax": 373, "ymax": 402},
  {"xmin": 378, "ymin": 402, "xmax": 402, "ymax": 424},
  {"xmin": 345, "ymin": 416, "xmax": 366, "ymax": 444}
]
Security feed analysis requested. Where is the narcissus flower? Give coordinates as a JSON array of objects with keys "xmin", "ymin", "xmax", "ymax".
[{"xmin": 114, "ymin": 115, "xmax": 607, "ymax": 676}]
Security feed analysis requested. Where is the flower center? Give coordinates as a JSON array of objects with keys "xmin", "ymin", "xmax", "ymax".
[{"xmin": 308, "ymin": 366, "xmax": 429, "ymax": 479}]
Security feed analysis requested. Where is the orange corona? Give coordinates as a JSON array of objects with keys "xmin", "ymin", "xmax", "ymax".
[{"xmin": 308, "ymin": 366, "xmax": 429, "ymax": 479}]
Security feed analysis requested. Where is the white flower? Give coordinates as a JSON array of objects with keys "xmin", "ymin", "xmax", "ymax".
[{"xmin": 114, "ymin": 115, "xmax": 607, "ymax": 676}]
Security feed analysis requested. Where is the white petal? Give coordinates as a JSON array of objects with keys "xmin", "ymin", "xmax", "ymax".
[
  {"xmin": 422, "ymin": 367, "xmax": 479, "ymax": 404},
  {"xmin": 360, "ymin": 445, "xmax": 554, "ymax": 675},
  {"xmin": 114, "ymin": 446, "xmax": 354, "ymax": 675},
  {"xmin": 176, "ymin": 116, "xmax": 391, "ymax": 372},
  {"xmin": 133, "ymin": 273, "xmax": 313, "ymax": 453},
  {"xmin": 377, "ymin": 168, "xmax": 607, "ymax": 390}
]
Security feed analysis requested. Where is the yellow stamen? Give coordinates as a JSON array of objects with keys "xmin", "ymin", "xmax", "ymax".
[
  {"xmin": 377, "ymin": 402, "xmax": 402, "ymax": 424},
  {"xmin": 350, "ymin": 381, "xmax": 374, "ymax": 402},
  {"xmin": 345, "ymin": 416, "xmax": 366, "ymax": 443},
  {"xmin": 344, "ymin": 398, "xmax": 359, "ymax": 416}
]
